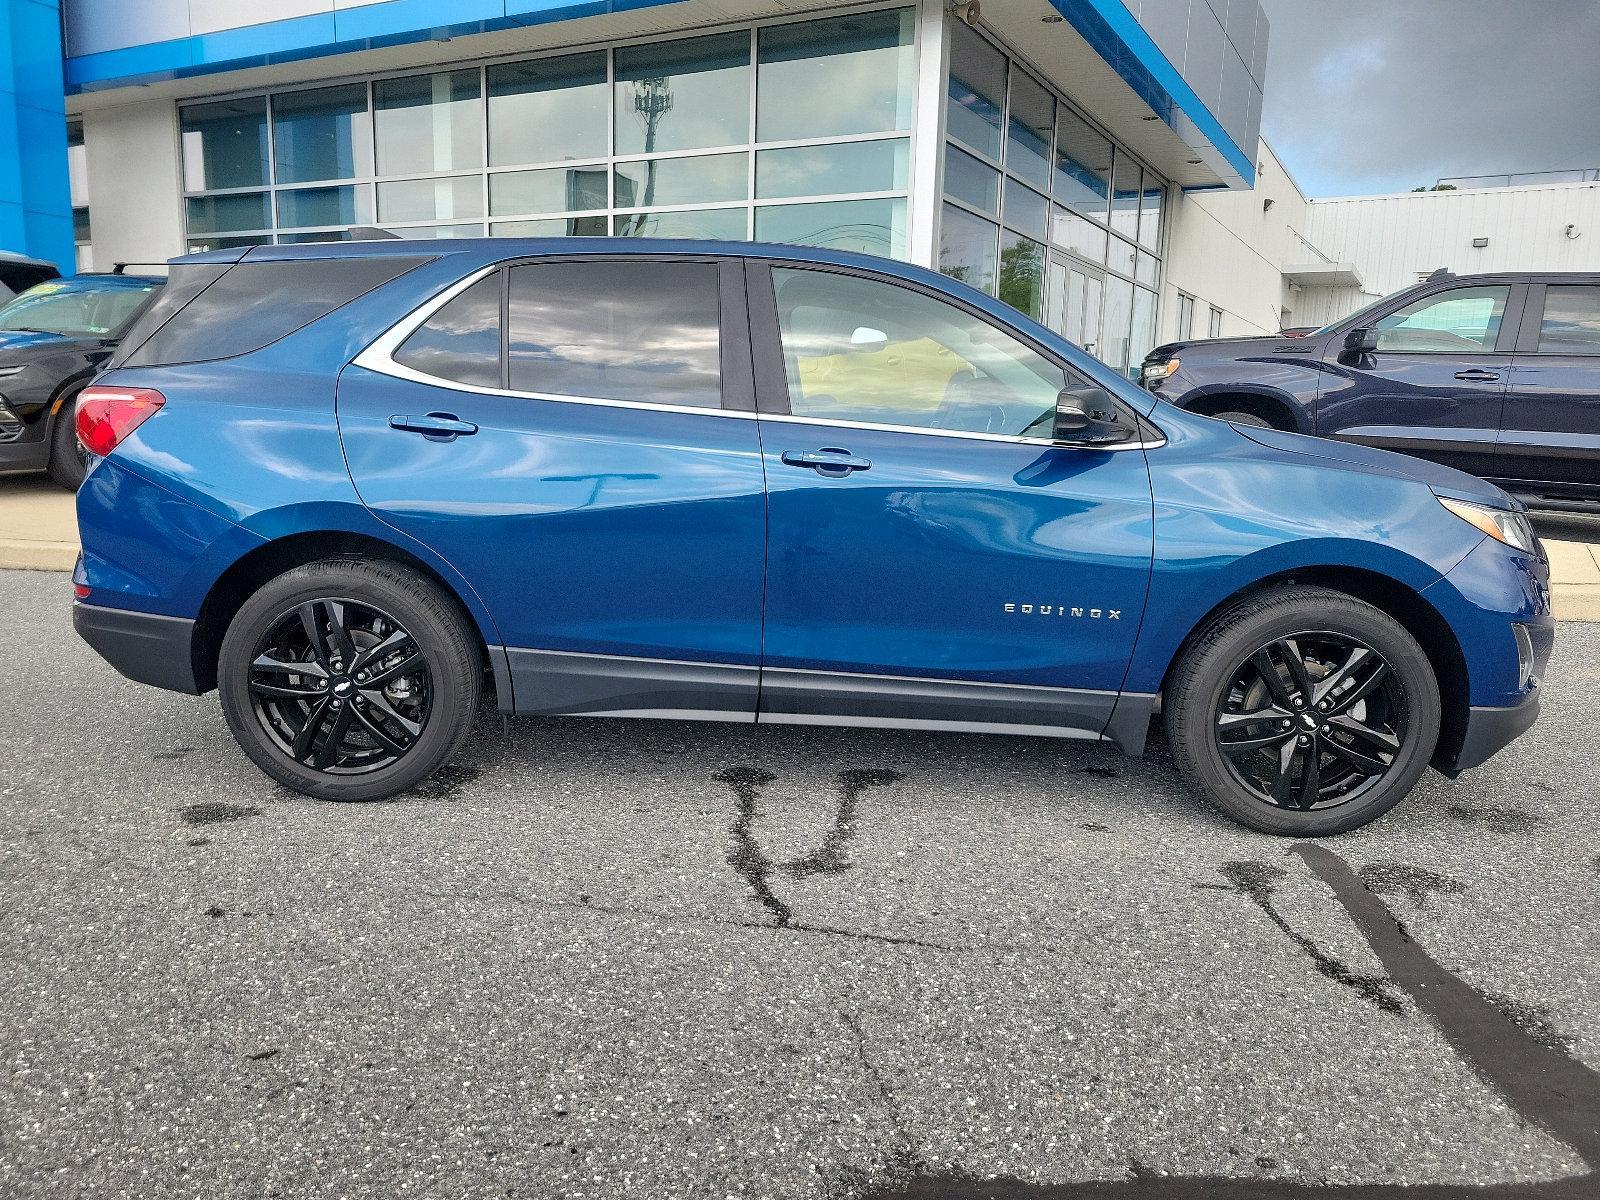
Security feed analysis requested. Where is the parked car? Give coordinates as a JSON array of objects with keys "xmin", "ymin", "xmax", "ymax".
[
  {"xmin": 72, "ymin": 240, "xmax": 1551, "ymax": 835},
  {"xmin": 0, "ymin": 251, "xmax": 63, "ymax": 302},
  {"xmin": 1141, "ymin": 270, "xmax": 1600, "ymax": 512},
  {"xmin": 0, "ymin": 269, "xmax": 164, "ymax": 489}
]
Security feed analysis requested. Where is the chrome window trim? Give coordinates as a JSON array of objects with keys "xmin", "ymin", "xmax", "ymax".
[{"xmin": 354, "ymin": 259, "xmax": 1164, "ymax": 451}]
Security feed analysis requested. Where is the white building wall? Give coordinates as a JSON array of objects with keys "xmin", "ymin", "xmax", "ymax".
[
  {"xmin": 1305, "ymin": 181, "xmax": 1600, "ymax": 299},
  {"xmin": 81, "ymin": 100, "xmax": 185, "ymax": 268},
  {"xmin": 1160, "ymin": 139, "xmax": 1309, "ymax": 339}
]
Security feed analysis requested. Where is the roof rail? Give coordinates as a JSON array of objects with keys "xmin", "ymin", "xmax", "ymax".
[{"xmin": 110, "ymin": 261, "xmax": 168, "ymax": 274}]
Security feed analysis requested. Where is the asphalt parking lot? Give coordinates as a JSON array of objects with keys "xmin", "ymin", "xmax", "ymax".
[{"xmin": 3, "ymin": 567, "xmax": 1598, "ymax": 1199}]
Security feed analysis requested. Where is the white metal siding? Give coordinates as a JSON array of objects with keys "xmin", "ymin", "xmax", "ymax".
[{"xmin": 1305, "ymin": 183, "xmax": 1600, "ymax": 298}]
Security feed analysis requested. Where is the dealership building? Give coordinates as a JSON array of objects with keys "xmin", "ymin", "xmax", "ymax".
[{"xmin": 3, "ymin": 0, "xmax": 1267, "ymax": 377}]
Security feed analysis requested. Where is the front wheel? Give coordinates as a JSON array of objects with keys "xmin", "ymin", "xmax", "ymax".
[
  {"xmin": 218, "ymin": 559, "xmax": 481, "ymax": 801},
  {"xmin": 1165, "ymin": 586, "xmax": 1440, "ymax": 835},
  {"xmin": 46, "ymin": 401, "xmax": 88, "ymax": 490}
]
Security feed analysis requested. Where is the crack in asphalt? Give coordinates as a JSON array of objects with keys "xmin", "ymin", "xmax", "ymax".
[
  {"xmin": 719, "ymin": 765, "xmax": 904, "ymax": 930},
  {"xmin": 849, "ymin": 844, "xmax": 1600, "ymax": 1198},
  {"xmin": 1218, "ymin": 860, "xmax": 1407, "ymax": 1016},
  {"xmin": 843, "ymin": 1009, "xmax": 928, "ymax": 1181}
]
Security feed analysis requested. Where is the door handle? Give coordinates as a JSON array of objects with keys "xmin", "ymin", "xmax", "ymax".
[
  {"xmin": 1454, "ymin": 369, "xmax": 1501, "ymax": 382},
  {"xmin": 389, "ymin": 412, "xmax": 479, "ymax": 439},
  {"xmin": 780, "ymin": 447, "xmax": 871, "ymax": 475}
]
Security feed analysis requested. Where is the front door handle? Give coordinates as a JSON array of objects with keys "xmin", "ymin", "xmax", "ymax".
[
  {"xmin": 1454, "ymin": 369, "xmax": 1501, "ymax": 382},
  {"xmin": 780, "ymin": 447, "xmax": 871, "ymax": 476},
  {"xmin": 389, "ymin": 412, "xmax": 479, "ymax": 440}
]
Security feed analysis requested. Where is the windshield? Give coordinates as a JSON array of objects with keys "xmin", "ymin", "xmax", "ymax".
[
  {"xmin": 1311, "ymin": 286, "xmax": 1414, "ymax": 336},
  {"xmin": 0, "ymin": 279, "xmax": 160, "ymax": 338}
]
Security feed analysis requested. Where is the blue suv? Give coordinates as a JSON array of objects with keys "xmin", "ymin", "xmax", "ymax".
[{"xmin": 72, "ymin": 240, "xmax": 1552, "ymax": 835}]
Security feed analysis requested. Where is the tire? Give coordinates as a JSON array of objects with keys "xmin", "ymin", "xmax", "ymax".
[
  {"xmin": 45, "ymin": 399, "xmax": 88, "ymax": 491},
  {"xmin": 218, "ymin": 558, "xmax": 481, "ymax": 801},
  {"xmin": 1164, "ymin": 586, "xmax": 1440, "ymax": 835},
  {"xmin": 1212, "ymin": 410, "xmax": 1273, "ymax": 429}
]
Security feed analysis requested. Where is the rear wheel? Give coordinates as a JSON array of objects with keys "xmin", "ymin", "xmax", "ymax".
[
  {"xmin": 45, "ymin": 400, "xmax": 88, "ymax": 490},
  {"xmin": 1165, "ymin": 586, "xmax": 1440, "ymax": 835},
  {"xmin": 218, "ymin": 559, "xmax": 480, "ymax": 800}
]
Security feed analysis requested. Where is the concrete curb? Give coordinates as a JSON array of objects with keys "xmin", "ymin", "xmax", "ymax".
[{"xmin": 0, "ymin": 538, "xmax": 78, "ymax": 572}]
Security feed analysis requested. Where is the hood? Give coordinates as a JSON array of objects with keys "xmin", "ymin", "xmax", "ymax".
[
  {"xmin": 1146, "ymin": 334, "xmax": 1305, "ymax": 364},
  {"xmin": 0, "ymin": 328, "xmax": 73, "ymax": 356},
  {"xmin": 1230, "ymin": 423, "xmax": 1517, "ymax": 509}
]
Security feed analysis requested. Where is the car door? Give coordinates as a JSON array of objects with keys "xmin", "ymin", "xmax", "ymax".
[
  {"xmin": 1316, "ymin": 283, "xmax": 1519, "ymax": 478},
  {"xmin": 1501, "ymin": 281, "xmax": 1600, "ymax": 503},
  {"xmin": 747, "ymin": 260, "xmax": 1154, "ymax": 739},
  {"xmin": 339, "ymin": 255, "xmax": 768, "ymax": 719}
]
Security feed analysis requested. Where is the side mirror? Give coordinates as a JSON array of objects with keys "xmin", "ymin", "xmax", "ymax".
[
  {"xmin": 1344, "ymin": 327, "xmax": 1379, "ymax": 354},
  {"xmin": 1054, "ymin": 384, "xmax": 1126, "ymax": 443}
]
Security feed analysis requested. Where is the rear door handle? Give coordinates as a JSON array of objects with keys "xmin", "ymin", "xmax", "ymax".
[
  {"xmin": 780, "ymin": 447, "xmax": 871, "ymax": 475},
  {"xmin": 389, "ymin": 412, "xmax": 479, "ymax": 440},
  {"xmin": 1454, "ymin": 369, "xmax": 1501, "ymax": 382}
]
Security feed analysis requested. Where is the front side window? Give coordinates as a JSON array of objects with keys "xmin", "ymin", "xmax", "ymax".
[
  {"xmin": 505, "ymin": 261, "xmax": 722, "ymax": 408},
  {"xmin": 770, "ymin": 267, "xmax": 1067, "ymax": 438},
  {"xmin": 1375, "ymin": 286, "xmax": 1509, "ymax": 353},
  {"xmin": 1536, "ymin": 285, "xmax": 1600, "ymax": 354},
  {"xmin": 393, "ymin": 274, "xmax": 502, "ymax": 387}
]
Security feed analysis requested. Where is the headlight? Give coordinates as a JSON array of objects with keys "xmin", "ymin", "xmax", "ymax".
[
  {"xmin": 1141, "ymin": 357, "xmax": 1179, "ymax": 384},
  {"xmin": 1437, "ymin": 496, "xmax": 1537, "ymax": 554}
]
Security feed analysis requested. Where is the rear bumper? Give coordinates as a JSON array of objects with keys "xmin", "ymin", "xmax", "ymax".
[
  {"xmin": 73, "ymin": 600, "xmax": 201, "ymax": 694},
  {"xmin": 1437, "ymin": 688, "xmax": 1541, "ymax": 777}
]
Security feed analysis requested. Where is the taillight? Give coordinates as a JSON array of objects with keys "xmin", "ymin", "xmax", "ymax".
[{"xmin": 77, "ymin": 386, "xmax": 165, "ymax": 457}]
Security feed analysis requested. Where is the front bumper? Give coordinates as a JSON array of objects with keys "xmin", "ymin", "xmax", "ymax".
[
  {"xmin": 1436, "ymin": 687, "xmax": 1541, "ymax": 778},
  {"xmin": 73, "ymin": 600, "xmax": 202, "ymax": 694}
]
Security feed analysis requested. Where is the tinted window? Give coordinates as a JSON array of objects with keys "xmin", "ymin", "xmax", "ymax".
[
  {"xmin": 1537, "ymin": 286, "xmax": 1600, "ymax": 354},
  {"xmin": 128, "ymin": 257, "xmax": 431, "ymax": 367},
  {"xmin": 1374, "ymin": 286, "xmax": 1509, "ymax": 353},
  {"xmin": 110, "ymin": 262, "xmax": 232, "ymax": 367},
  {"xmin": 393, "ymin": 274, "xmax": 501, "ymax": 387},
  {"xmin": 506, "ymin": 261, "xmax": 721, "ymax": 408},
  {"xmin": 771, "ymin": 267, "xmax": 1066, "ymax": 438}
]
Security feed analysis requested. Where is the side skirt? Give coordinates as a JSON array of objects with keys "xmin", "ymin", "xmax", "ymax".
[
  {"xmin": 503, "ymin": 647, "xmax": 759, "ymax": 722},
  {"xmin": 497, "ymin": 646, "xmax": 1157, "ymax": 752}
]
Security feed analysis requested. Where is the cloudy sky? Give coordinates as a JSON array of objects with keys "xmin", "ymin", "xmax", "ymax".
[{"xmin": 1258, "ymin": 0, "xmax": 1600, "ymax": 197}]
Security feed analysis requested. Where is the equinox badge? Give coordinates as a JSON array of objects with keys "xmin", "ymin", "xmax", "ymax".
[{"xmin": 1004, "ymin": 603, "xmax": 1121, "ymax": 619}]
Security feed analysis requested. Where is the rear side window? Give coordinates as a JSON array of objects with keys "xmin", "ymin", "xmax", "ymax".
[
  {"xmin": 393, "ymin": 274, "xmax": 502, "ymax": 387},
  {"xmin": 1536, "ymin": 286, "xmax": 1600, "ymax": 355},
  {"xmin": 126, "ymin": 256, "xmax": 431, "ymax": 367},
  {"xmin": 110, "ymin": 262, "xmax": 231, "ymax": 367},
  {"xmin": 506, "ymin": 261, "xmax": 721, "ymax": 408}
]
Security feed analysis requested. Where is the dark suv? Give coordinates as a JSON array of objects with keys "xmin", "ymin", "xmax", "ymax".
[{"xmin": 1141, "ymin": 272, "xmax": 1600, "ymax": 511}]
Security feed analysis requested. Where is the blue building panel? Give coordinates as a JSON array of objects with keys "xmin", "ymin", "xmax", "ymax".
[
  {"xmin": 1047, "ymin": 0, "xmax": 1256, "ymax": 188},
  {"xmin": 0, "ymin": 0, "xmax": 74, "ymax": 270}
]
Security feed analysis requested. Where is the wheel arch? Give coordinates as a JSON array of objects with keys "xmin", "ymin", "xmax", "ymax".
[
  {"xmin": 1179, "ymin": 386, "xmax": 1303, "ymax": 432},
  {"xmin": 1157, "ymin": 565, "xmax": 1470, "ymax": 772},
  {"xmin": 190, "ymin": 529, "xmax": 505, "ymax": 705}
]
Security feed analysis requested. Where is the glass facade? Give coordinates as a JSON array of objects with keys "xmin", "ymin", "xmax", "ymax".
[
  {"xmin": 179, "ymin": 9, "xmax": 916, "ymax": 258},
  {"xmin": 938, "ymin": 21, "xmax": 1166, "ymax": 377}
]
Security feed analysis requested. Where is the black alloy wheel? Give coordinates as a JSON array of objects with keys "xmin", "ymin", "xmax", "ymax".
[
  {"xmin": 1165, "ymin": 585, "xmax": 1440, "ymax": 835},
  {"xmin": 248, "ymin": 597, "xmax": 431, "ymax": 774},
  {"xmin": 218, "ymin": 558, "xmax": 480, "ymax": 801},
  {"xmin": 1214, "ymin": 632, "xmax": 1405, "ymax": 812}
]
